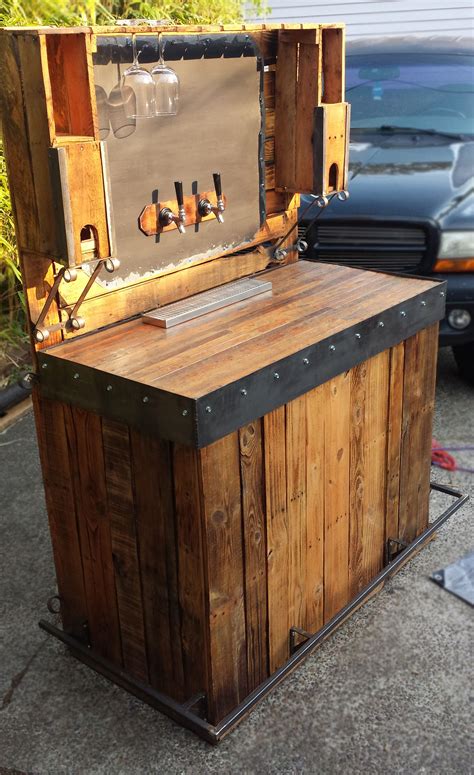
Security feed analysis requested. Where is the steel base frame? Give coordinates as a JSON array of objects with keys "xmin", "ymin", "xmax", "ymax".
[{"xmin": 39, "ymin": 481, "xmax": 468, "ymax": 745}]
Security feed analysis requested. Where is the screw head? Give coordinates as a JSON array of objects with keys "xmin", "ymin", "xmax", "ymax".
[
  {"xmin": 205, "ymin": 405, "xmax": 212, "ymax": 413},
  {"xmin": 106, "ymin": 384, "xmax": 113, "ymax": 391},
  {"xmin": 329, "ymin": 345, "xmax": 336, "ymax": 352},
  {"xmin": 421, "ymin": 300, "xmax": 427, "ymax": 307},
  {"xmin": 378, "ymin": 321, "xmax": 385, "ymax": 328},
  {"xmin": 240, "ymin": 388, "xmax": 248, "ymax": 396},
  {"xmin": 433, "ymin": 573, "xmax": 443, "ymax": 582},
  {"xmin": 440, "ymin": 291, "xmax": 445, "ymax": 297},
  {"xmin": 355, "ymin": 333, "xmax": 361, "ymax": 340},
  {"xmin": 400, "ymin": 310, "xmax": 406, "ymax": 317},
  {"xmin": 73, "ymin": 372, "xmax": 80, "ymax": 380},
  {"xmin": 274, "ymin": 372, "xmax": 280, "ymax": 380},
  {"xmin": 41, "ymin": 363, "xmax": 48, "ymax": 370},
  {"xmin": 182, "ymin": 409, "xmax": 188, "ymax": 417},
  {"xmin": 142, "ymin": 396, "xmax": 149, "ymax": 403},
  {"xmin": 303, "ymin": 357, "xmax": 310, "ymax": 366}
]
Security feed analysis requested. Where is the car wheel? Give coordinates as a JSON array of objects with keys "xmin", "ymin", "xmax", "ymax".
[{"xmin": 452, "ymin": 343, "xmax": 474, "ymax": 386}]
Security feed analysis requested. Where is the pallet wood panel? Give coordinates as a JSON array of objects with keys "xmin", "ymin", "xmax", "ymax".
[{"xmin": 305, "ymin": 385, "xmax": 325, "ymax": 633}]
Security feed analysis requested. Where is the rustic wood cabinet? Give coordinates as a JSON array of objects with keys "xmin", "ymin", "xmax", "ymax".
[{"xmin": 0, "ymin": 22, "xmax": 454, "ymax": 743}]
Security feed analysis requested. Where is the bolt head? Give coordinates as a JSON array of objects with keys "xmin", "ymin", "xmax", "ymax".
[
  {"xmin": 205, "ymin": 406, "xmax": 212, "ymax": 413},
  {"xmin": 421, "ymin": 300, "xmax": 427, "ymax": 307},
  {"xmin": 73, "ymin": 373, "xmax": 80, "ymax": 380},
  {"xmin": 440, "ymin": 291, "xmax": 445, "ymax": 297},
  {"xmin": 378, "ymin": 321, "xmax": 385, "ymax": 328},
  {"xmin": 41, "ymin": 363, "xmax": 48, "ymax": 370},
  {"xmin": 142, "ymin": 396, "xmax": 149, "ymax": 403},
  {"xmin": 273, "ymin": 372, "xmax": 280, "ymax": 380},
  {"xmin": 240, "ymin": 388, "xmax": 248, "ymax": 396},
  {"xmin": 355, "ymin": 333, "xmax": 361, "ymax": 340},
  {"xmin": 303, "ymin": 357, "xmax": 310, "ymax": 365},
  {"xmin": 182, "ymin": 409, "xmax": 188, "ymax": 417},
  {"xmin": 400, "ymin": 310, "xmax": 406, "ymax": 317},
  {"xmin": 329, "ymin": 345, "xmax": 336, "ymax": 352},
  {"xmin": 106, "ymin": 384, "xmax": 113, "ymax": 391}
]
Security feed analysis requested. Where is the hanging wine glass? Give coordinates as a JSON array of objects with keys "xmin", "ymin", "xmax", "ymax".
[
  {"xmin": 151, "ymin": 34, "xmax": 180, "ymax": 116},
  {"xmin": 121, "ymin": 34, "xmax": 156, "ymax": 119}
]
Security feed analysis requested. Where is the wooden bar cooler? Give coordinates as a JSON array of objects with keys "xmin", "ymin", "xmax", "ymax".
[{"xmin": 0, "ymin": 21, "xmax": 463, "ymax": 743}]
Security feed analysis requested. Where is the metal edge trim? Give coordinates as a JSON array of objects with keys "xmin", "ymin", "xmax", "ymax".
[{"xmin": 99, "ymin": 141, "xmax": 117, "ymax": 258}]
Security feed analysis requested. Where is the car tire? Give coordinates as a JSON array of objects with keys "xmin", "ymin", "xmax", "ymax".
[{"xmin": 452, "ymin": 343, "xmax": 474, "ymax": 386}]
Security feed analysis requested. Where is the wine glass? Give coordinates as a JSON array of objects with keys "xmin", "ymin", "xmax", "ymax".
[
  {"xmin": 151, "ymin": 34, "xmax": 180, "ymax": 116},
  {"xmin": 121, "ymin": 34, "xmax": 156, "ymax": 119}
]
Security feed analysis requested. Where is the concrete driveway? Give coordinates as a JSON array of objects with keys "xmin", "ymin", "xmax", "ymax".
[{"xmin": 0, "ymin": 348, "xmax": 472, "ymax": 775}]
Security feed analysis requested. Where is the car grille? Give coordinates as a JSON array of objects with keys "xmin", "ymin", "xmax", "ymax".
[{"xmin": 299, "ymin": 223, "xmax": 428, "ymax": 272}]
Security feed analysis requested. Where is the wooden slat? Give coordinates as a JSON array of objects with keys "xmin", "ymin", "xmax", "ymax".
[
  {"xmin": 46, "ymin": 32, "xmax": 97, "ymax": 137},
  {"xmin": 286, "ymin": 396, "xmax": 307, "ymax": 631},
  {"xmin": 349, "ymin": 352, "xmax": 389, "ymax": 597},
  {"xmin": 305, "ymin": 384, "xmax": 325, "ymax": 633},
  {"xmin": 131, "ymin": 431, "xmax": 185, "ymax": 700},
  {"xmin": 172, "ymin": 444, "xmax": 209, "ymax": 700},
  {"xmin": 385, "ymin": 342, "xmax": 405, "ymax": 547},
  {"xmin": 324, "ymin": 371, "xmax": 351, "ymax": 621},
  {"xmin": 62, "ymin": 405, "xmax": 122, "ymax": 662},
  {"xmin": 295, "ymin": 42, "xmax": 321, "ymax": 191},
  {"xmin": 322, "ymin": 27, "xmax": 345, "ymax": 103},
  {"xmin": 32, "ymin": 392, "xmax": 88, "ymax": 639},
  {"xmin": 399, "ymin": 324, "xmax": 438, "ymax": 543},
  {"xmin": 275, "ymin": 39, "xmax": 297, "ymax": 190},
  {"xmin": 102, "ymin": 418, "xmax": 148, "ymax": 682},
  {"xmin": 199, "ymin": 433, "xmax": 248, "ymax": 722},
  {"xmin": 264, "ymin": 406, "xmax": 289, "ymax": 672},
  {"xmin": 239, "ymin": 420, "xmax": 268, "ymax": 691}
]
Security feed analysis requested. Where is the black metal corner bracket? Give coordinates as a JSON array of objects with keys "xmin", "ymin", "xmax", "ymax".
[{"xmin": 38, "ymin": 480, "xmax": 468, "ymax": 744}]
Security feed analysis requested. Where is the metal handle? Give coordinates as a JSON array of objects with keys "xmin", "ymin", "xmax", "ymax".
[
  {"xmin": 174, "ymin": 180, "xmax": 184, "ymax": 208},
  {"xmin": 212, "ymin": 172, "xmax": 222, "ymax": 198}
]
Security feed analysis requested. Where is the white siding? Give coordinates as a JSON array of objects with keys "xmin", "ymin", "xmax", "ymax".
[{"xmin": 246, "ymin": 0, "xmax": 474, "ymax": 38}]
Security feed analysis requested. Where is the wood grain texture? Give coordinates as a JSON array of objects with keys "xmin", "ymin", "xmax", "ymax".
[
  {"xmin": 305, "ymin": 384, "xmax": 325, "ymax": 633},
  {"xmin": 200, "ymin": 433, "xmax": 248, "ymax": 722},
  {"xmin": 399, "ymin": 324, "xmax": 438, "ymax": 543},
  {"xmin": 63, "ymin": 405, "xmax": 122, "ymax": 662},
  {"xmin": 286, "ymin": 396, "xmax": 307, "ymax": 631},
  {"xmin": 131, "ymin": 431, "xmax": 185, "ymax": 700},
  {"xmin": 322, "ymin": 27, "xmax": 345, "ymax": 103},
  {"xmin": 239, "ymin": 420, "xmax": 268, "ymax": 691},
  {"xmin": 324, "ymin": 371, "xmax": 351, "ymax": 621},
  {"xmin": 385, "ymin": 342, "xmax": 405, "ymax": 546},
  {"xmin": 102, "ymin": 418, "xmax": 148, "ymax": 682},
  {"xmin": 32, "ymin": 391, "xmax": 88, "ymax": 639},
  {"xmin": 295, "ymin": 42, "xmax": 321, "ymax": 191},
  {"xmin": 349, "ymin": 352, "xmax": 389, "ymax": 597},
  {"xmin": 264, "ymin": 406, "xmax": 289, "ymax": 672},
  {"xmin": 275, "ymin": 39, "xmax": 297, "ymax": 190},
  {"xmin": 172, "ymin": 444, "xmax": 210, "ymax": 700},
  {"xmin": 46, "ymin": 32, "xmax": 97, "ymax": 137}
]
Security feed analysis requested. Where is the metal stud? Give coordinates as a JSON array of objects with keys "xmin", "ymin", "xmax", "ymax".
[
  {"xmin": 421, "ymin": 300, "xmax": 427, "ymax": 307},
  {"xmin": 329, "ymin": 345, "xmax": 336, "ymax": 352},
  {"xmin": 240, "ymin": 388, "xmax": 248, "ymax": 396},
  {"xmin": 142, "ymin": 396, "xmax": 149, "ymax": 403},
  {"xmin": 274, "ymin": 372, "xmax": 280, "ymax": 380},
  {"xmin": 440, "ymin": 291, "xmax": 445, "ymax": 297},
  {"xmin": 205, "ymin": 406, "xmax": 212, "ymax": 413},
  {"xmin": 182, "ymin": 409, "xmax": 188, "ymax": 417},
  {"xmin": 73, "ymin": 372, "xmax": 80, "ymax": 380},
  {"xmin": 400, "ymin": 310, "xmax": 406, "ymax": 317},
  {"xmin": 41, "ymin": 362, "xmax": 48, "ymax": 369},
  {"xmin": 355, "ymin": 333, "xmax": 361, "ymax": 340},
  {"xmin": 303, "ymin": 357, "xmax": 310, "ymax": 365},
  {"xmin": 106, "ymin": 384, "xmax": 113, "ymax": 391},
  {"xmin": 378, "ymin": 321, "xmax": 385, "ymax": 328}
]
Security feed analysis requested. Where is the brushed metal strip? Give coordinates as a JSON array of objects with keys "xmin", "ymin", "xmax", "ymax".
[{"xmin": 142, "ymin": 277, "xmax": 273, "ymax": 328}]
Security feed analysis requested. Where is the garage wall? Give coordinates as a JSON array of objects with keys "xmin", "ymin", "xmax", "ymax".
[{"xmin": 246, "ymin": 0, "xmax": 474, "ymax": 38}]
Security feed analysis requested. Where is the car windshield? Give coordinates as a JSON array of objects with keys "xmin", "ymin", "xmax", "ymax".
[{"xmin": 346, "ymin": 52, "xmax": 474, "ymax": 137}]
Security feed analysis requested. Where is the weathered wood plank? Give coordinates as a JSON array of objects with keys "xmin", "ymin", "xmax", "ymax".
[
  {"xmin": 322, "ymin": 27, "xmax": 345, "ymax": 103},
  {"xmin": 295, "ymin": 42, "xmax": 321, "ymax": 191},
  {"xmin": 63, "ymin": 405, "xmax": 122, "ymax": 662},
  {"xmin": 349, "ymin": 352, "xmax": 389, "ymax": 597},
  {"xmin": 239, "ymin": 420, "xmax": 268, "ymax": 691},
  {"xmin": 172, "ymin": 443, "xmax": 209, "ymax": 701},
  {"xmin": 275, "ymin": 39, "xmax": 297, "ymax": 190},
  {"xmin": 385, "ymin": 342, "xmax": 405, "ymax": 549},
  {"xmin": 286, "ymin": 396, "xmax": 307, "ymax": 631},
  {"xmin": 324, "ymin": 371, "xmax": 351, "ymax": 621},
  {"xmin": 102, "ymin": 418, "xmax": 148, "ymax": 682},
  {"xmin": 264, "ymin": 406, "xmax": 289, "ymax": 671},
  {"xmin": 305, "ymin": 384, "xmax": 325, "ymax": 633},
  {"xmin": 32, "ymin": 392, "xmax": 88, "ymax": 639},
  {"xmin": 131, "ymin": 431, "xmax": 185, "ymax": 700},
  {"xmin": 199, "ymin": 433, "xmax": 248, "ymax": 722}
]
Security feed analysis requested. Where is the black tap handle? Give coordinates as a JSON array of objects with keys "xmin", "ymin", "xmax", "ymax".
[
  {"xmin": 213, "ymin": 172, "xmax": 222, "ymax": 198},
  {"xmin": 174, "ymin": 181, "xmax": 184, "ymax": 208}
]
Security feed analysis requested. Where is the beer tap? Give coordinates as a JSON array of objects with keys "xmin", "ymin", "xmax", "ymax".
[
  {"xmin": 159, "ymin": 181, "xmax": 186, "ymax": 233},
  {"xmin": 198, "ymin": 172, "xmax": 225, "ymax": 224}
]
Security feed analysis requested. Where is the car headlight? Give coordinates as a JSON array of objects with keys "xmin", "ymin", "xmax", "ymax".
[{"xmin": 434, "ymin": 231, "xmax": 474, "ymax": 272}]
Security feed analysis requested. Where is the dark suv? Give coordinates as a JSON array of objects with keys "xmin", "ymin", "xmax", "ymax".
[{"xmin": 300, "ymin": 36, "xmax": 474, "ymax": 383}]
